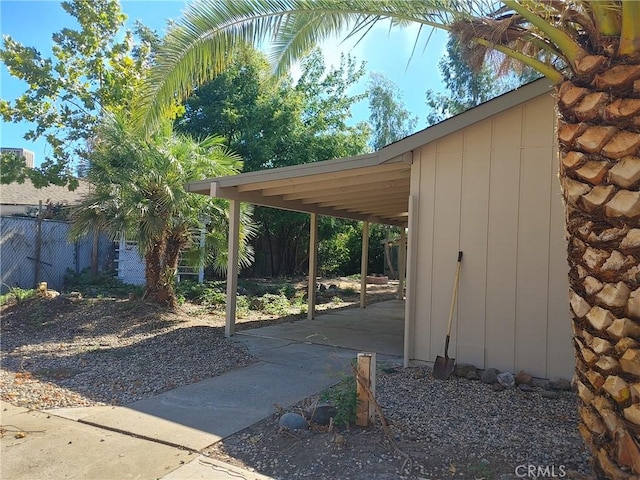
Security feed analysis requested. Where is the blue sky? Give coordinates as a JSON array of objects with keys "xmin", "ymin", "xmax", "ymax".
[{"xmin": 0, "ymin": 1, "xmax": 448, "ymax": 167}]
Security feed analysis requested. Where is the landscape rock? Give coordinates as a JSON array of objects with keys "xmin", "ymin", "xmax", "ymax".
[
  {"xmin": 279, "ymin": 412, "xmax": 308, "ymax": 430},
  {"xmin": 547, "ymin": 378, "xmax": 573, "ymax": 391},
  {"xmin": 250, "ymin": 298, "xmax": 264, "ymax": 310},
  {"xmin": 237, "ymin": 286, "xmax": 249, "ymax": 296},
  {"xmin": 542, "ymin": 390, "xmax": 561, "ymax": 400},
  {"xmin": 466, "ymin": 369, "xmax": 480, "ymax": 381},
  {"xmin": 497, "ymin": 372, "xmax": 515, "ymax": 388},
  {"xmin": 518, "ymin": 384, "xmax": 534, "ymax": 392},
  {"xmin": 515, "ymin": 370, "xmax": 533, "ymax": 385},
  {"xmin": 481, "ymin": 368, "xmax": 500, "ymax": 384},
  {"xmin": 492, "ymin": 382, "xmax": 505, "ymax": 392},
  {"xmin": 305, "ymin": 403, "xmax": 337, "ymax": 426},
  {"xmin": 455, "ymin": 363, "xmax": 477, "ymax": 378}
]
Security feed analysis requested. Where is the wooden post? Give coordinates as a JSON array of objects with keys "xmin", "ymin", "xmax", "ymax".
[
  {"xmin": 34, "ymin": 200, "xmax": 42, "ymax": 286},
  {"xmin": 225, "ymin": 200, "xmax": 240, "ymax": 337},
  {"xmin": 356, "ymin": 352, "xmax": 376, "ymax": 427},
  {"xmin": 360, "ymin": 221, "xmax": 369, "ymax": 308},
  {"xmin": 398, "ymin": 227, "xmax": 406, "ymax": 300},
  {"xmin": 404, "ymin": 196, "xmax": 417, "ymax": 368},
  {"xmin": 307, "ymin": 213, "xmax": 318, "ymax": 320}
]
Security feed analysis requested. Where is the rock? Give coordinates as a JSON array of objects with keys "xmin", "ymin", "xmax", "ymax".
[
  {"xmin": 333, "ymin": 434, "xmax": 346, "ymax": 446},
  {"xmin": 518, "ymin": 384, "xmax": 534, "ymax": 392},
  {"xmin": 279, "ymin": 412, "xmax": 308, "ymax": 430},
  {"xmin": 492, "ymin": 382, "xmax": 505, "ymax": 392},
  {"xmin": 497, "ymin": 372, "xmax": 515, "ymax": 388},
  {"xmin": 319, "ymin": 284, "xmax": 327, "ymax": 292},
  {"xmin": 547, "ymin": 378, "xmax": 573, "ymax": 391},
  {"xmin": 455, "ymin": 363, "xmax": 477, "ymax": 378},
  {"xmin": 306, "ymin": 403, "xmax": 337, "ymax": 426},
  {"xmin": 481, "ymin": 368, "xmax": 500, "ymax": 384},
  {"xmin": 329, "ymin": 284, "xmax": 338, "ymax": 290},
  {"xmin": 250, "ymin": 298, "xmax": 264, "ymax": 310},
  {"xmin": 67, "ymin": 291, "xmax": 83, "ymax": 303},
  {"xmin": 515, "ymin": 370, "xmax": 533, "ymax": 385},
  {"xmin": 466, "ymin": 369, "xmax": 480, "ymax": 381},
  {"xmin": 237, "ymin": 286, "xmax": 249, "ymax": 296},
  {"xmin": 43, "ymin": 289, "xmax": 60, "ymax": 299},
  {"xmin": 542, "ymin": 390, "xmax": 561, "ymax": 400}
]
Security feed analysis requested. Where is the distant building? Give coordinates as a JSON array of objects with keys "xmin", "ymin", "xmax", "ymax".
[
  {"xmin": 0, "ymin": 178, "xmax": 92, "ymax": 216},
  {"xmin": 1, "ymin": 147, "xmax": 35, "ymax": 168}
]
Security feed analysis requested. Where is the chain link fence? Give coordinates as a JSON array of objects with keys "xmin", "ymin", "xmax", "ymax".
[{"xmin": 0, "ymin": 216, "xmax": 114, "ymax": 294}]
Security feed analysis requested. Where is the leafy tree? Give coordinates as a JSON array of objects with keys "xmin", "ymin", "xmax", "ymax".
[
  {"xmin": 367, "ymin": 73, "xmax": 418, "ymax": 150},
  {"xmin": 0, "ymin": 0, "xmax": 159, "ymax": 187},
  {"xmin": 177, "ymin": 47, "xmax": 371, "ymax": 276},
  {"xmin": 425, "ymin": 35, "xmax": 509, "ymax": 125},
  {"xmin": 70, "ymin": 114, "xmax": 255, "ymax": 309},
  {"xmin": 137, "ymin": 2, "xmax": 640, "ymax": 476}
]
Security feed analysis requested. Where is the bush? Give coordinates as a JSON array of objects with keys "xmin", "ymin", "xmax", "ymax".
[
  {"xmin": 260, "ymin": 293, "xmax": 292, "ymax": 315},
  {"xmin": 176, "ymin": 280, "xmax": 226, "ymax": 306},
  {"xmin": 63, "ymin": 268, "xmax": 142, "ymax": 298},
  {"xmin": 0, "ymin": 287, "xmax": 37, "ymax": 306}
]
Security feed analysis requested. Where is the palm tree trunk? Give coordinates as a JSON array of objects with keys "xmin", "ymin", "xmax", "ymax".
[
  {"xmin": 162, "ymin": 235, "xmax": 184, "ymax": 310},
  {"xmin": 144, "ymin": 239, "xmax": 166, "ymax": 304},
  {"xmin": 557, "ymin": 63, "xmax": 640, "ymax": 479}
]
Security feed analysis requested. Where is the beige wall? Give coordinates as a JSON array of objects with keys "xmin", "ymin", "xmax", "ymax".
[{"xmin": 408, "ymin": 92, "xmax": 574, "ymax": 379}]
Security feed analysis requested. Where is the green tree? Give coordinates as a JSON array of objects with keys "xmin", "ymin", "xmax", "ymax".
[
  {"xmin": 177, "ymin": 47, "xmax": 371, "ymax": 276},
  {"xmin": 70, "ymin": 114, "xmax": 255, "ymax": 309},
  {"xmin": 367, "ymin": 73, "xmax": 418, "ymax": 150},
  {"xmin": 425, "ymin": 35, "xmax": 509, "ymax": 125},
  {"xmin": 0, "ymin": 0, "xmax": 159, "ymax": 187},
  {"xmin": 137, "ymin": 2, "xmax": 640, "ymax": 476}
]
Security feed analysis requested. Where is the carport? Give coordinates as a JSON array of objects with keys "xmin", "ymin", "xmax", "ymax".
[{"xmin": 186, "ymin": 151, "xmax": 412, "ymax": 362}]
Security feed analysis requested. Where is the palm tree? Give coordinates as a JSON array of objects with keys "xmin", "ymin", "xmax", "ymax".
[
  {"xmin": 71, "ymin": 114, "xmax": 255, "ymax": 309},
  {"xmin": 138, "ymin": 1, "xmax": 640, "ymax": 477}
]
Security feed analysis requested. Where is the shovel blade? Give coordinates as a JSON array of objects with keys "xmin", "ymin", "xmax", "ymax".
[{"xmin": 432, "ymin": 355, "xmax": 455, "ymax": 380}]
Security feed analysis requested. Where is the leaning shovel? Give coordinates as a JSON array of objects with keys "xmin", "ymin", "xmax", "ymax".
[{"xmin": 433, "ymin": 251, "xmax": 463, "ymax": 380}]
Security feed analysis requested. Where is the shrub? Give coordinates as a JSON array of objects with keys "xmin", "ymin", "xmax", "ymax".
[
  {"xmin": 320, "ymin": 374, "xmax": 358, "ymax": 426},
  {"xmin": 260, "ymin": 293, "xmax": 292, "ymax": 315},
  {"xmin": 0, "ymin": 287, "xmax": 37, "ymax": 306},
  {"xmin": 63, "ymin": 268, "xmax": 142, "ymax": 298}
]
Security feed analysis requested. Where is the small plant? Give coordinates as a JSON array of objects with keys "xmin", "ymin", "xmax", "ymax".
[
  {"xmin": 0, "ymin": 286, "xmax": 37, "ymax": 306},
  {"xmin": 260, "ymin": 293, "xmax": 292, "ymax": 315},
  {"xmin": 331, "ymin": 296, "xmax": 343, "ymax": 304},
  {"xmin": 63, "ymin": 268, "xmax": 143, "ymax": 298},
  {"xmin": 320, "ymin": 374, "xmax": 358, "ymax": 426},
  {"xmin": 235, "ymin": 295, "xmax": 250, "ymax": 318},
  {"xmin": 277, "ymin": 283, "xmax": 296, "ymax": 299}
]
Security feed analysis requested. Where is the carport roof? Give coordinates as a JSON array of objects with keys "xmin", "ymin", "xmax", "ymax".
[{"xmin": 186, "ymin": 78, "xmax": 553, "ymax": 227}]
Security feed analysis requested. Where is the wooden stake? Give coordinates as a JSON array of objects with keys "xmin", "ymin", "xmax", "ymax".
[{"xmin": 356, "ymin": 352, "xmax": 376, "ymax": 427}]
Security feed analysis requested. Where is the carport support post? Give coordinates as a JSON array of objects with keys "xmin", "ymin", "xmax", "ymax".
[
  {"xmin": 356, "ymin": 352, "xmax": 376, "ymax": 427},
  {"xmin": 398, "ymin": 227, "xmax": 406, "ymax": 300},
  {"xmin": 360, "ymin": 221, "xmax": 369, "ymax": 308},
  {"xmin": 225, "ymin": 199, "xmax": 240, "ymax": 337},
  {"xmin": 307, "ymin": 213, "xmax": 318, "ymax": 320}
]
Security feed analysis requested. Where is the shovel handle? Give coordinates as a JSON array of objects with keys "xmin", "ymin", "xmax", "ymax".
[
  {"xmin": 444, "ymin": 334, "xmax": 451, "ymax": 357},
  {"xmin": 446, "ymin": 252, "xmax": 463, "ymax": 337}
]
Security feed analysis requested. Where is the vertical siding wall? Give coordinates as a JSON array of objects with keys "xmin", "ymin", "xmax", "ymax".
[{"xmin": 409, "ymin": 93, "xmax": 574, "ymax": 379}]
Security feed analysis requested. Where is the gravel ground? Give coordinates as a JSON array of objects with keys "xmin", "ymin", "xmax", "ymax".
[
  {"xmin": 205, "ymin": 367, "xmax": 594, "ymax": 479},
  {"xmin": 1, "ymin": 290, "xmax": 594, "ymax": 479},
  {"xmin": 0, "ymin": 295, "xmax": 256, "ymax": 409}
]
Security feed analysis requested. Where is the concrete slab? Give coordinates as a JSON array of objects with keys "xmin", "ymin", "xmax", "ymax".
[
  {"xmin": 162, "ymin": 456, "xmax": 273, "ymax": 480},
  {"xmin": 79, "ymin": 343, "xmax": 355, "ymax": 451},
  {"xmin": 238, "ymin": 300, "xmax": 405, "ymax": 357},
  {"xmin": 0, "ymin": 401, "xmax": 192, "ymax": 480},
  {"xmin": 44, "ymin": 405, "xmax": 115, "ymax": 421}
]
